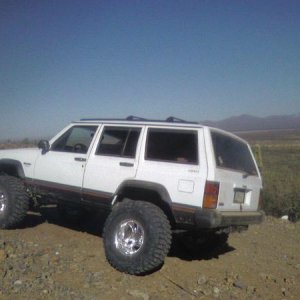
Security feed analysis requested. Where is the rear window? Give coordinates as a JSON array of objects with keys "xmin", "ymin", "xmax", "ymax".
[
  {"xmin": 146, "ymin": 129, "xmax": 198, "ymax": 164},
  {"xmin": 211, "ymin": 131, "xmax": 258, "ymax": 175}
]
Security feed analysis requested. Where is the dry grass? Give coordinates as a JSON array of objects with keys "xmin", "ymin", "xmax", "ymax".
[
  {"xmin": 0, "ymin": 140, "xmax": 37, "ymax": 150},
  {"xmin": 238, "ymin": 130, "xmax": 300, "ymax": 219}
]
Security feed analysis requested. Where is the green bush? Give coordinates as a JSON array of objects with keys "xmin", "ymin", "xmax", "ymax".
[
  {"xmin": 259, "ymin": 145, "xmax": 300, "ymax": 220},
  {"xmin": 246, "ymin": 130, "xmax": 300, "ymax": 221}
]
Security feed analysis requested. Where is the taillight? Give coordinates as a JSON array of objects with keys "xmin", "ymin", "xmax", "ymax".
[{"xmin": 203, "ymin": 181, "xmax": 219, "ymax": 209}]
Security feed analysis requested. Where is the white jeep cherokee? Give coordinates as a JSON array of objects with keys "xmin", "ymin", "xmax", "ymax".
[{"xmin": 0, "ymin": 116, "xmax": 264, "ymax": 274}]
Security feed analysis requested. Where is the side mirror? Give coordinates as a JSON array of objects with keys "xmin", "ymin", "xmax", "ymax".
[{"xmin": 38, "ymin": 140, "xmax": 50, "ymax": 154}]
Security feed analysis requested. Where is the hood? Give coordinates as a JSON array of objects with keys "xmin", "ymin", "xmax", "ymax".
[{"xmin": 0, "ymin": 148, "xmax": 40, "ymax": 163}]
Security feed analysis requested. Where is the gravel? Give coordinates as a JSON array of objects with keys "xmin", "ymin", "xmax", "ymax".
[{"xmin": 0, "ymin": 212, "xmax": 299, "ymax": 299}]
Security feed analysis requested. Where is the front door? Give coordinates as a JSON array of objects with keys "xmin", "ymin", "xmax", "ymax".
[{"xmin": 33, "ymin": 125, "xmax": 99, "ymax": 202}]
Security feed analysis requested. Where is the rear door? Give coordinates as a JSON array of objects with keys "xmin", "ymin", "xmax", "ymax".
[
  {"xmin": 210, "ymin": 130, "xmax": 262, "ymax": 212},
  {"xmin": 136, "ymin": 127, "xmax": 207, "ymax": 207},
  {"xmin": 82, "ymin": 125, "xmax": 144, "ymax": 204}
]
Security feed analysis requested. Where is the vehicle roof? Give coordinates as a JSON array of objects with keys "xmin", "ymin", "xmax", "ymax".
[
  {"xmin": 72, "ymin": 116, "xmax": 247, "ymax": 143},
  {"xmin": 74, "ymin": 116, "xmax": 204, "ymax": 128}
]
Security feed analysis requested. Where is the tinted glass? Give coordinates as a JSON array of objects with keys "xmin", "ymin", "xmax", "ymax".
[
  {"xmin": 146, "ymin": 129, "xmax": 198, "ymax": 164},
  {"xmin": 96, "ymin": 127, "xmax": 141, "ymax": 158},
  {"xmin": 51, "ymin": 126, "xmax": 98, "ymax": 154},
  {"xmin": 211, "ymin": 131, "xmax": 258, "ymax": 175}
]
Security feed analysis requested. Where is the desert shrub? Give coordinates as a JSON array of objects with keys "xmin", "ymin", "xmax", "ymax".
[
  {"xmin": 260, "ymin": 145, "xmax": 300, "ymax": 220},
  {"xmin": 248, "ymin": 131, "xmax": 300, "ymax": 221},
  {"xmin": 262, "ymin": 177, "xmax": 300, "ymax": 218}
]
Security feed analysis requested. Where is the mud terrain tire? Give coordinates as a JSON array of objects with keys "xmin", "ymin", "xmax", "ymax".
[
  {"xmin": 103, "ymin": 199, "xmax": 171, "ymax": 275},
  {"xmin": 0, "ymin": 175, "xmax": 29, "ymax": 229}
]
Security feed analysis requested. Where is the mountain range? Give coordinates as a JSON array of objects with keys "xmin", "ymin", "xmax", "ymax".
[{"xmin": 201, "ymin": 114, "xmax": 300, "ymax": 132}]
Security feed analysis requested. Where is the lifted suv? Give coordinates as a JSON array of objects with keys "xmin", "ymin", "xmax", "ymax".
[{"xmin": 0, "ymin": 116, "xmax": 264, "ymax": 274}]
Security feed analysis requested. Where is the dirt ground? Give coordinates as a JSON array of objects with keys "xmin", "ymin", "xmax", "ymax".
[{"xmin": 0, "ymin": 207, "xmax": 299, "ymax": 300}]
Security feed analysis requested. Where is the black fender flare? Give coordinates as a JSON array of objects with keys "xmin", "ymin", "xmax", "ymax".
[
  {"xmin": 114, "ymin": 179, "xmax": 175, "ymax": 224},
  {"xmin": 0, "ymin": 159, "xmax": 25, "ymax": 178},
  {"xmin": 115, "ymin": 179, "xmax": 172, "ymax": 204}
]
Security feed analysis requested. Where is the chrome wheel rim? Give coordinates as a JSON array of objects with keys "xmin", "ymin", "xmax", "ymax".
[
  {"xmin": 114, "ymin": 219, "xmax": 145, "ymax": 256},
  {"xmin": 0, "ymin": 190, "xmax": 7, "ymax": 215}
]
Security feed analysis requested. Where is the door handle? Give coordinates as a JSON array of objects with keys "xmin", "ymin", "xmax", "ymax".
[
  {"xmin": 119, "ymin": 162, "xmax": 134, "ymax": 167},
  {"xmin": 74, "ymin": 157, "xmax": 86, "ymax": 162}
]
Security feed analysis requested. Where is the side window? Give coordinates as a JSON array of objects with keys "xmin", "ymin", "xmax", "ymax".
[
  {"xmin": 51, "ymin": 126, "xmax": 98, "ymax": 154},
  {"xmin": 146, "ymin": 129, "xmax": 198, "ymax": 164},
  {"xmin": 96, "ymin": 127, "xmax": 141, "ymax": 158}
]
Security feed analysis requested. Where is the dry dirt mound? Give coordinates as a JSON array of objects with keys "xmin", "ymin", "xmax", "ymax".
[{"xmin": 0, "ymin": 208, "xmax": 299, "ymax": 300}]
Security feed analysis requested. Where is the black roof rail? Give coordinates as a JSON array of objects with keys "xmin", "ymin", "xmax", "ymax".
[
  {"xmin": 80, "ymin": 116, "xmax": 148, "ymax": 122},
  {"xmin": 80, "ymin": 118, "xmax": 118, "ymax": 121},
  {"xmin": 126, "ymin": 115, "xmax": 147, "ymax": 121},
  {"xmin": 79, "ymin": 116, "xmax": 199, "ymax": 124},
  {"xmin": 166, "ymin": 116, "xmax": 198, "ymax": 124},
  {"xmin": 166, "ymin": 116, "xmax": 185, "ymax": 122}
]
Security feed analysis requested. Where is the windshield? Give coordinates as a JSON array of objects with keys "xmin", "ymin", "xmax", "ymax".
[{"xmin": 211, "ymin": 131, "xmax": 258, "ymax": 176}]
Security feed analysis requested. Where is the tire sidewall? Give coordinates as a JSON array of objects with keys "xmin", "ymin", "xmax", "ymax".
[
  {"xmin": 105, "ymin": 209, "xmax": 154, "ymax": 264},
  {"xmin": 104, "ymin": 203, "xmax": 165, "ymax": 272}
]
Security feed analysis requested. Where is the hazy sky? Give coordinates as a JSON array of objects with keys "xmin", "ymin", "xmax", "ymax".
[{"xmin": 1, "ymin": 0, "xmax": 300, "ymax": 140}]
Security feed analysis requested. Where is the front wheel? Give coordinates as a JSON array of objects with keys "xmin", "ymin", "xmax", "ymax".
[
  {"xmin": 103, "ymin": 199, "xmax": 172, "ymax": 275},
  {"xmin": 0, "ymin": 175, "xmax": 29, "ymax": 229}
]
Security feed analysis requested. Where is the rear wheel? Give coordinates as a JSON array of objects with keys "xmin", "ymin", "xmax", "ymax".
[
  {"xmin": 103, "ymin": 199, "xmax": 172, "ymax": 275},
  {"xmin": 0, "ymin": 175, "xmax": 29, "ymax": 229}
]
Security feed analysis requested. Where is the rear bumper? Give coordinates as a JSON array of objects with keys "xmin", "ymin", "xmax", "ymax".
[{"xmin": 194, "ymin": 209, "xmax": 265, "ymax": 229}]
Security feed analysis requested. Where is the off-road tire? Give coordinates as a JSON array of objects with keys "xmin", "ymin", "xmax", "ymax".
[
  {"xmin": 0, "ymin": 175, "xmax": 30, "ymax": 229},
  {"xmin": 103, "ymin": 199, "xmax": 172, "ymax": 275}
]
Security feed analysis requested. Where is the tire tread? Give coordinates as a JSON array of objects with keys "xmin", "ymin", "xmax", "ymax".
[
  {"xmin": 103, "ymin": 199, "xmax": 171, "ymax": 275},
  {"xmin": 0, "ymin": 175, "xmax": 29, "ymax": 229}
]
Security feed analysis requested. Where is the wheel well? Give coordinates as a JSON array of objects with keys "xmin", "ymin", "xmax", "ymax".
[
  {"xmin": 116, "ymin": 187, "xmax": 175, "ymax": 227},
  {"xmin": 0, "ymin": 162, "xmax": 23, "ymax": 178}
]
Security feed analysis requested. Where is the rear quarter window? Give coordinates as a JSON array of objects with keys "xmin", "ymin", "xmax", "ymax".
[
  {"xmin": 211, "ymin": 131, "xmax": 258, "ymax": 175},
  {"xmin": 145, "ymin": 128, "xmax": 198, "ymax": 164}
]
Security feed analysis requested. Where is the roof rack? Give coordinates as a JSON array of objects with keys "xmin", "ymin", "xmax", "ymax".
[
  {"xmin": 167, "ymin": 116, "xmax": 199, "ymax": 124},
  {"xmin": 126, "ymin": 115, "xmax": 147, "ymax": 121},
  {"xmin": 80, "ymin": 116, "xmax": 147, "ymax": 122},
  {"xmin": 166, "ymin": 116, "xmax": 186, "ymax": 123},
  {"xmin": 80, "ymin": 118, "xmax": 122, "ymax": 121},
  {"xmin": 80, "ymin": 116, "xmax": 199, "ymax": 124}
]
